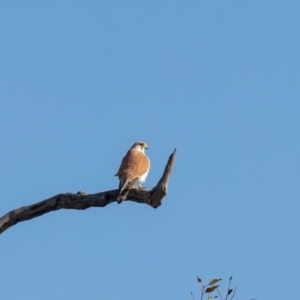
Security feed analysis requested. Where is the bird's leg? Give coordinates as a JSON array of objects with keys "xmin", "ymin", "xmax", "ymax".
[{"xmin": 129, "ymin": 178, "xmax": 140, "ymax": 190}]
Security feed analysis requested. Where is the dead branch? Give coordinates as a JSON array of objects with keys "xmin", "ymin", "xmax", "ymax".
[{"xmin": 0, "ymin": 149, "xmax": 176, "ymax": 235}]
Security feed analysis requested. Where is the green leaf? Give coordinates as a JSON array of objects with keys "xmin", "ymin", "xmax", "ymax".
[
  {"xmin": 205, "ymin": 285, "xmax": 219, "ymax": 293},
  {"xmin": 209, "ymin": 278, "xmax": 222, "ymax": 285}
]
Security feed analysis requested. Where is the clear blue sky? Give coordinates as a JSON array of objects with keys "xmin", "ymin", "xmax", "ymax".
[{"xmin": 1, "ymin": 1, "xmax": 299, "ymax": 299}]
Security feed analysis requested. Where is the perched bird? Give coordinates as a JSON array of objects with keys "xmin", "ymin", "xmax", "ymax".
[{"xmin": 115, "ymin": 141, "xmax": 150, "ymax": 203}]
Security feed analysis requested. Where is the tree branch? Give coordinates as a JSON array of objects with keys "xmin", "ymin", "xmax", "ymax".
[{"xmin": 0, "ymin": 149, "xmax": 176, "ymax": 235}]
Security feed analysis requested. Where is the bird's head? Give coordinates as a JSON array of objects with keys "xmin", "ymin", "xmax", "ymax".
[{"xmin": 131, "ymin": 141, "xmax": 148, "ymax": 152}]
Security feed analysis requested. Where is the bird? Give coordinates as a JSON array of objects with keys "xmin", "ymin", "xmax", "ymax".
[{"xmin": 115, "ymin": 141, "xmax": 150, "ymax": 203}]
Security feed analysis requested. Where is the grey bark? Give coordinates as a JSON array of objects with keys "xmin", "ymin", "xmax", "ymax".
[{"xmin": 0, "ymin": 149, "xmax": 176, "ymax": 235}]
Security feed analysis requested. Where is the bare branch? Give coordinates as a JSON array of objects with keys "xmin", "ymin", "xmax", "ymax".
[
  {"xmin": 217, "ymin": 289, "xmax": 224, "ymax": 300},
  {"xmin": 229, "ymin": 286, "xmax": 237, "ymax": 300},
  {"xmin": 0, "ymin": 149, "xmax": 177, "ymax": 235},
  {"xmin": 225, "ymin": 276, "xmax": 233, "ymax": 300},
  {"xmin": 191, "ymin": 291, "xmax": 196, "ymax": 300}
]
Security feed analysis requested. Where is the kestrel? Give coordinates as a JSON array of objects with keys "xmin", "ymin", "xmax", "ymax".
[{"xmin": 115, "ymin": 141, "xmax": 150, "ymax": 203}]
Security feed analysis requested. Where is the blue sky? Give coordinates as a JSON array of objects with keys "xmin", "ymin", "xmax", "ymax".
[{"xmin": 0, "ymin": 1, "xmax": 299, "ymax": 299}]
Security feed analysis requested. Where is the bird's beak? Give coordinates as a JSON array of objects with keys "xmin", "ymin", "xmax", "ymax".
[{"xmin": 145, "ymin": 144, "xmax": 148, "ymax": 149}]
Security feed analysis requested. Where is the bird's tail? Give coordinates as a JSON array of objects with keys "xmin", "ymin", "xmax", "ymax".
[
  {"xmin": 117, "ymin": 179, "xmax": 130, "ymax": 203},
  {"xmin": 117, "ymin": 178, "xmax": 138, "ymax": 204}
]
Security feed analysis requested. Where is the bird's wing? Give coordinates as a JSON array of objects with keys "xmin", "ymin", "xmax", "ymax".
[{"xmin": 115, "ymin": 149, "xmax": 149, "ymax": 180}]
